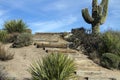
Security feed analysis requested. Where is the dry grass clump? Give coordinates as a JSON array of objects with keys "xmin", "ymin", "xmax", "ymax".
[{"xmin": 0, "ymin": 43, "xmax": 14, "ymax": 61}]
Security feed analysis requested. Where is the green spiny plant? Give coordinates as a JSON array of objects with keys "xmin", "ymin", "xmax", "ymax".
[
  {"xmin": 0, "ymin": 43, "xmax": 14, "ymax": 61},
  {"xmin": 82, "ymin": 0, "xmax": 109, "ymax": 34},
  {"xmin": 29, "ymin": 53, "xmax": 76, "ymax": 80},
  {"xmin": 4, "ymin": 19, "xmax": 28, "ymax": 33}
]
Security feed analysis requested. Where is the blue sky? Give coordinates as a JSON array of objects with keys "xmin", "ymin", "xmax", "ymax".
[{"xmin": 0, "ymin": 0, "xmax": 120, "ymax": 33}]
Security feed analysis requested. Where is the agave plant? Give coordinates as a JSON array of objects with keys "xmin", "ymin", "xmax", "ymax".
[
  {"xmin": 29, "ymin": 53, "xmax": 76, "ymax": 80},
  {"xmin": 4, "ymin": 19, "xmax": 28, "ymax": 33}
]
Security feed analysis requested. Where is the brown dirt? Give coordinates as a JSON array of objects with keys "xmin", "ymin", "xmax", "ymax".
[{"xmin": 0, "ymin": 44, "xmax": 46, "ymax": 80}]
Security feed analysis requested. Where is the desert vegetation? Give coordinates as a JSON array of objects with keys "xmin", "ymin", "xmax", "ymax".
[
  {"xmin": 12, "ymin": 33, "xmax": 33, "ymax": 48},
  {"xmin": 0, "ymin": 43, "xmax": 14, "ymax": 61},
  {"xmin": 82, "ymin": 0, "xmax": 109, "ymax": 34},
  {"xmin": 29, "ymin": 53, "xmax": 76, "ymax": 80},
  {"xmin": 3, "ymin": 19, "xmax": 28, "ymax": 33},
  {"xmin": 0, "ymin": 30, "xmax": 8, "ymax": 43},
  {"xmin": 0, "ymin": 19, "xmax": 32, "ymax": 47},
  {"xmin": 65, "ymin": 28, "xmax": 120, "ymax": 69}
]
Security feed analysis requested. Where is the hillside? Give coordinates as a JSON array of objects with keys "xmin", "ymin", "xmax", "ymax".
[{"xmin": 0, "ymin": 33, "xmax": 120, "ymax": 80}]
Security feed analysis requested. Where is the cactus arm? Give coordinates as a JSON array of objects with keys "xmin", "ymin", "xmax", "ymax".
[
  {"xmin": 92, "ymin": 0, "xmax": 98, "ymax": 7},
  {"xmin": 100, "ymin": 0, "xmax": 109, "ymax": 24},
  {"xmin": 82, "ymin": 8, "xmax": 94, "ymax": 24},
  {"xmin": 100, "ymin": 0, "xmax": 105, "ymax": 6}
]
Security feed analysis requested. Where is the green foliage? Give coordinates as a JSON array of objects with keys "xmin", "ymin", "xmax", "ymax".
[
  {"xmin": 100, "ymin": 31, "xmax": 120, "ymax": 56},
  {"xmin": 0, "ymin": 43, "xmax": 14, "ymax": 61},
  {"xmin": 29, "ymin": 53, "xmax": 76, "ymax": 80},
  {"xmin": 12, "ymin": 33, "xmax": 32, "ymax": 48},
  {"xmin": 82, "ymin": 0, "xmax": 109, "ymax": 34},
  {"xmin": 101, "ymin": 53, "xmax": 120, "ymax": 69},
  {"xmin": 0, "ymin": 30, "xmax": 8, "ymax": 43},
  {"xmin": 68, "ymin": 28, "xmax": 120, "ymax": 69},
  {"xmin": 4, "ymin": 19, "xmax": 28, "ymax": 33}
]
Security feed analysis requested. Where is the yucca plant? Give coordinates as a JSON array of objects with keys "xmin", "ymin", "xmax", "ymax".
[
  {"xmin": 0, "ymin": 30, "xmax": 8, "ymax": 43},
  {"xmin": 4, "ymin": 19, "xmax": 28, "ymax": 33},
  {"xmin": 29, "ymin": 53, "xmax": 76, "ymax": 80}
]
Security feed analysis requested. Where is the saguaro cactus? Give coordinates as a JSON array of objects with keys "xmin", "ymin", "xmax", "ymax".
[{"xmin": 82, "ymin": 0, "xmax": 109, "ymax": 34}]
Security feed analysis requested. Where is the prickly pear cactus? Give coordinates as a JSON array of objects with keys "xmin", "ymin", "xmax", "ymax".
[{"xmin": 82, "ymin": 0, "xmax": 109, "ymax": 34}]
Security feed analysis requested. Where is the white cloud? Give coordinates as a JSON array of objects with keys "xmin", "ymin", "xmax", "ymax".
[{"xmin": 29, "ymin": 16, "xmax": 78, "ymax": 33}]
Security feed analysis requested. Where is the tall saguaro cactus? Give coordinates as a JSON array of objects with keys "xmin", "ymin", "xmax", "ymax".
[{"xmin": 82, "ymin": 0, "xmax": 109, "ymax": 34}]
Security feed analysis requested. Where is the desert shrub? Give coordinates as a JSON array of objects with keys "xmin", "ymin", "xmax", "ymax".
[
  {"xmin": 7, "ymin": 33, "xmax": 19, "ymax": 43},
  {"xmin": 69, "ymin": 28, "xmax": 103, "ymax": 53},
  {"xmin": 67, "ymin": 27, "xmax": 87, "ymax": 49},
  {"xmin": 101, "ymin": 53, "xmax": 120, "ymax": 69},
  {"xmin": 67, "ymin": 28, "xmax": 120, "ymax": 69},
  {"xmin": 12, "ymin": 33, "xmax": 32, "ymax": 48},
  {"xmin": 100, "ymin": 31, "xmax": 120, "ymax": 56},
  {"xmin": 4, "ymin": 19, "xmax": 28, "ymax": 33},
  {"xmin": 29, "ymin": 53, "xmax": 76, "ymax": 80},
  {"xmin": 81, "ymin": 34, "xmax": 103, "ymax": 53},
  {"xmin": 0, "ymin": 30, "xmax": 8, "ymax": 43},
  {"xmin": 0, "ymin": 43, "xmax": 14, "ymax": 61}
]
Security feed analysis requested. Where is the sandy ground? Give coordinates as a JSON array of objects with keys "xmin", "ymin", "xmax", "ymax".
[{"xmin": 0, "ymin": 44, "xmax": 47, "ymax": 80}]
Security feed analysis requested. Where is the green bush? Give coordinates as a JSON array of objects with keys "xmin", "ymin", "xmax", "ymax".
[
  {"xmin": 100, "ymin": 31, "xmax": 120, "ymax": 56},
  {"xmin": 0, "ymin": 30, "xmax": 8, "ymax": 43},
  {"xmin": 0, "ymin": 43, "xmax": 14, "ymax": 61},
  {"xmin": 4, "ymin": 19, "xmax": 28, "ymax": 33},
  {"xmin": 29, "ymin": 53, "xmax": 76, "ymax": 80},
  {"xmin": 12, "ymin": 33, "xmax": 32, "ymax": 48},
  {"xmin": 101, "ymin": 53, "xmax": 120, "ymax": 69}
]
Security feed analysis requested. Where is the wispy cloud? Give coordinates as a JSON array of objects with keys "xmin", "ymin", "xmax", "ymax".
[
  {"xmin": 29, "ymin": 15, "xmax": 78, "ymax": 33},
  {"xmin": 43, "ymin": 0, "xmax": 90, "ymax": 12}
]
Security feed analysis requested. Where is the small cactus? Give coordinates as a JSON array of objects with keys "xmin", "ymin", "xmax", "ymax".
[{"xmin": 82, "ymin": 0, "xmax": 109, "ymax": 34}]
